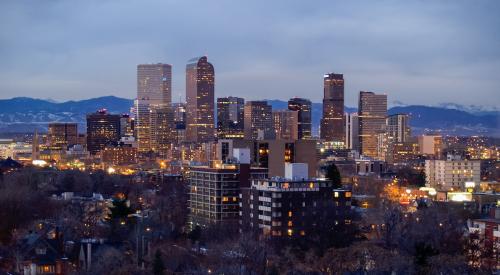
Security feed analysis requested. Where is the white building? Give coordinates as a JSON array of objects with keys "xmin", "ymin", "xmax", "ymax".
[
  {"xmin": 344, "ymin": 113, "xmax": 359, "ymax": 151},
  {"xmin": 425, "ymin": 155, "xmax": 481, "ymax": 191}
]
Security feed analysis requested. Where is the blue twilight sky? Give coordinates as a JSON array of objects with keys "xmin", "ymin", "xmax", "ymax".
[{"xmin": 0, "ymin": 0, "xmax": 499, "ymax": 107}]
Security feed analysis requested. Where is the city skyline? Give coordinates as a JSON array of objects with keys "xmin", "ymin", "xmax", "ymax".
[{"xmin": 0, "ymin": 1, "xmax": 499, "ymax": 107}]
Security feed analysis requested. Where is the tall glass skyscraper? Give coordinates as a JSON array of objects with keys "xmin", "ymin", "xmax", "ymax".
[
  {"xmin": 186, "ymin": 56, "xmax": 215, "ymax": 143},
  {"xmin": 288, "ymin": 97, "xmax": 312, "ymax": 139},
  {"xmin": 136, "ymin": 63, "xmax": 172, "ymax": 152},
  {"xmin": 217, "ymin": 96, "xmax": 245, "ymax": 139},
  {"xmin": 320, "ymin": 73, "xmax": 344, "ymax": 143},
  {"xmin": 358, "ymin": 91, "xmax": 387, "ymax": 158},
  {"xmin": 244, "ymin": 101, "xmax": 274, "ymax": 140}
]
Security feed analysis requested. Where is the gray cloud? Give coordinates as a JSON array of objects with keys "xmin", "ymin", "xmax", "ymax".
[{"xmin": 0, "ymin": 0, "xmax": 499, "ymax": 107}]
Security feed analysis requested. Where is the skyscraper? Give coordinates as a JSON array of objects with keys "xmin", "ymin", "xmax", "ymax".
[
  {"xmin": 288, "ymin": 97, "xmax": 312, "ymax": 139},
  {"xmin": 186, "ymin": 56, "xmax": 215, "ymax": 143},
  {"xmin": 150, "ymin": 106, "xmax": 175, "ymax": 157},
  {"xmin": 86, "ymin": 110, "xmax": 121, "ymax": 155},
  {"xmin": 344, "ymin": 113, "xmax": 359, "ymax": 150},
  {"xmin": 358, "ymin": 91, "xmax": 387, "ymax": 158},
  {"xmin": 217, "ymin": 97, "xmax": 245, "ymax": 139},
  {"xmin": 244, "ymin": 101, "xmax": 274, "ymax": 140},
  {"xmin": 136, "ymin": 63, "xmax": 172, "ymax": 152},
  {"xmin": 273, "ymin": 110, "xmax": 298, "ymax": 140},
  {"xmin": 120, "ymin": 114, "xmax": 134, "ymax": 138},
  {"xmin": 48, "ymin": 123, "xmax": 78, "ymax": 150},
  {"xmin": 321, "ymin": 73, "xmax": 345, "ymax": 143},
  {"xmin": 387, "ymin": 114, "xmax": 411, "ymax": 143}
]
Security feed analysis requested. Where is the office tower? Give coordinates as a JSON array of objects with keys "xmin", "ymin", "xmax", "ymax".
[
  {"xmin": 387, "ymin": 114, "xmax": 411, "ymax": 143},
  {"xmin": 217, "ymin": 97, "xmax": 245, "ymax": 139},
  {"xmin": 186, "ymin": 56, "xmax": 215, "ymax": 143},
  {"xmin": 150, "ymin": 106, "xmax": 175, "ymax": 157},
  {"xmin": 241, "ymin": 163, "xmax": 351, "ymax": 237},
  {"xmin": 136, "ymin": 63, "xmax": 172, "ymax": 152},
  {"xmin": 321, "ymin": 73, "xmax": 344, "ymax": 143},
  {"xmin": 244, "ymin": 101, "xmax": 274, "ymax": 140},
  {"xmin": 86, "ymin": 110, "xmax": 121, "ymax": 155},
  {"xmin": 288, "ymin": 98, "xmax": 312, "ymax": 139},
  {"xmin": 273, "ymin": 110, "xmax": 298, "ymax": 140},
  {"xmin": 48, "ymin": 123, "xmax": 78, "ymax": 150},
  {"xmin": 358, "ymin": 91, "xmax": 387, "ymax": 158},
  {"xmin": 172, "ymin": 103, "xmax": 187, "ymax": 144},
  {"xmin": 120, "ymin": 114, "xmax": 135, "ymax": 138},
  {"xmin": 188, "ymin": 159, "xmax": 268, "ymax": 228},
  {"xmin": 173, "ymin": 102, "xmax": 187, "ymax": 124},
  {"xmin": 345, "ymin": 113, "xmax": 359, "ymax": 150}
]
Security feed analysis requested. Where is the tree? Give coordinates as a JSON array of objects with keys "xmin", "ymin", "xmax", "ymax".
[
  {"xmin": 0, "ymin": 173, "xmax": 54, "ymax": 244},
  {"xmin": 415, "ymin": 170, "xmax": 426, "ymax": 187},
  {"xmin": 109, "ymin": 196, "xmax": 133, "ymax": 220},
  {"xmin": 152, "ymin": 249, "xmax": 165, "ymax": 275},
  {"xmin": 325, "ymin": 163, "xmax": 342, "ymax": 189},
  {"xmin": 292, "ymin": 201, "xmax": 362, "ymax": 256}
]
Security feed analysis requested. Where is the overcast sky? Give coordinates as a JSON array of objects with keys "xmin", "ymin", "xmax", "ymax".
[{"xmin": 0, "ymin": 0, "xmax": 499, "ymax": 107}]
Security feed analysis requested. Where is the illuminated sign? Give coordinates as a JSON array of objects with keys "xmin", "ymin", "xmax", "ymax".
[{"xmin": 447, "ymin": 192, "xmax": 472, "ymax": 202}]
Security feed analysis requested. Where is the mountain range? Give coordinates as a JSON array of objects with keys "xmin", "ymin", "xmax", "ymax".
[{"xmin": 0, "ymin": 96, "xmax": 497, "ymax": 137}]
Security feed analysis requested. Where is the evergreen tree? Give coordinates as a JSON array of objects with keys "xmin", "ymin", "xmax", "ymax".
[
  {"xmin": 415, "ymin": 170, "xmax": 426, "ymax": 187},
  {"xmin": 152, "ymin": 249, "xmax": 165, "ymax": 275},
  {"xmin": 325, "ymin": 163, "xmax": 342, "ymax": 189},
  {"xmin": 109, "ymin": 197, "xmax": 133, "ymax": 220}
]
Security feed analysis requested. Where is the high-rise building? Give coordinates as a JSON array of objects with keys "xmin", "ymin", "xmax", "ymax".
[
  {"xmin": 136, "ymin": 63, "xmax": 172, "ymax": 152},
  {"xmin": 273, "ymin": 110, "xmax": 298, "ymax": 140},
  {"xmin": 120, "ymin": 114, "xmax": 135, "ymax": 138},
  {"xmin": 358, "ymin": 91, "xmax": 387, "ymax": 158},
  {"xmin": 244, "ymin": 101, "xmax": 274, "ymax": 140},
  {"xmin": 288, "ymin": 98, "xmax": 312, "ymax": 139},
  {"xmin": 217, "ymin": 97, "xmax": 245, "ymax": 139},
  {"xmin": 48, "ymin": 123, "xmax": 78, "ymax": 150},
  {"xmin": 425, "ymin": 155, "xmax": 480, "ymax": 191},
  {"xmin": 186, "ymin": 56, "xmax": 215, "ymax": 143},
  {"xmin": 240, "ymin": 164, "xmax": 351, "ymax": 237},
  {"xmin": 344, "ymin": 113, "xmax": 359, "ymax": 150},
  {"xmin": 188, "ymin": 160, "xmax": 268, "ymax": 228},
  {"xmin": 86, "ymin": 110, "xmax": 121, "ymax": 155},
  {"xmin": 172, "ymin": 103, "xmax": 187, "ymax": 144},
  {"xmin": 321, "ymin": 73, "xmax": 344, "ymax": 143},
  {"xmin": 150, "ymin": 106, "xmax": 175, "ymax": 157},
  {"xmin": 387, "ymin": 114, "xmax": 411, "ymax": 143}
]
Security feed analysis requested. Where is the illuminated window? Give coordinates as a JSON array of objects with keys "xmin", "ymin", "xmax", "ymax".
[
  {"xmin": 287, "ymin": 229, "xmax": 293, "ymax": 236},
  {"xmin": 309, "ymin": 182, "xmax": 314, "ymax": 189},
  {"xmin": 222, "ymin": 197, "xmax": 228, "ymax": 202},
  {"xmin": 334, "ymin": 192, "xmax": 339, "ymax": 198},
  {"xmin": 288, "ymin": 221, "xmax": 293, "ymax": 226},
  {"xmin": 300, "ymin": 230, "xmax": 305, "ymax": 236},
  {"xmin": 345, "ymin": 192, "xmax": 351, "ymax": 198},
  {"xmin": 283, "ymin": 182, "xmax": 290, "ymax": 189},
  {"xmin": 288, "ymin": 211, "xmax": 292, "ymax": 217}
]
